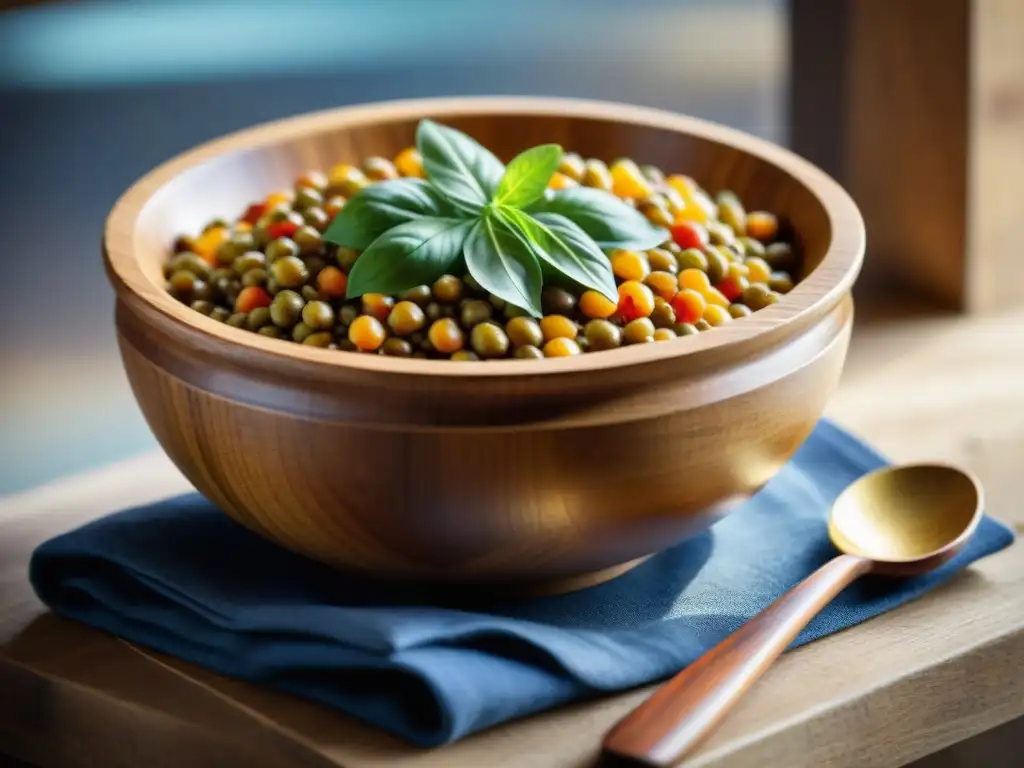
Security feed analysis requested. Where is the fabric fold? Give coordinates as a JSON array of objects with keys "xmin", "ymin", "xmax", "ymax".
[{"xmin": 30, "ymin": 420, "xmax": 1015, "ymax": 746}]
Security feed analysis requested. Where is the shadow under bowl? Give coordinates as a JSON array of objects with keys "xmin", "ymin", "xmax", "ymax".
[{"xmin": 104, "ymin": 96, "xmax": 864, "ymax": 590}]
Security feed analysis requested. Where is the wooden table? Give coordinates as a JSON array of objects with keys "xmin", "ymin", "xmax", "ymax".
[{"xmin": 2, "ymin": 298, "xmax": 1023, "ymax": 767}]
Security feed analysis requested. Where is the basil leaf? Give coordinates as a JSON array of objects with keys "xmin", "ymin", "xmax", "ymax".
[
  {"xmin": 527, "ymin": 187, "xmax": 669, "ymax": 250},
  {"xmin": 322, "ymin": 178, "xmax": 455, "ymax": 251},
  {"xmin": 416, "ymin": 119, "xmax": 505, "ymax": 213},
  {"xmin": 346, "ymin": 217, "xmax": 472, "ymax": 299},
  {"xmin": 494, "ymin": 143, "xmax": 561, "ymax": 208},
  {"xmin": 463, "ymin": 214, "xmax": 543, "ymax": 317},
  {"xmin": 503, "ymin": 208, "xmax": 618, "ymax": 302}
]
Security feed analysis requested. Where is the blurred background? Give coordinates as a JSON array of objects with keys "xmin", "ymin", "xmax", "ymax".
[{"xmin": 0, "ymin": 0, "xmax": 785, "ymax": 494}]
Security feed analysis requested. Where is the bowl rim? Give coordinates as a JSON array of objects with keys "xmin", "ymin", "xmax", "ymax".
[{"xmin": 104, "ymin": 95, "xmax": 865, "ymax": 378}]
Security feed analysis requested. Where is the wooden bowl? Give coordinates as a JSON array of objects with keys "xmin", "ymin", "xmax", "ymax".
[{"xmin": 104, "ymin": 96, "xmax": 864, "ymax": 590}]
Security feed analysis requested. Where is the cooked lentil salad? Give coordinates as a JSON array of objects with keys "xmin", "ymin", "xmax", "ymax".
[{"xmin": 165, "ymin": 124, "xmax": 798, "ymax": 360}]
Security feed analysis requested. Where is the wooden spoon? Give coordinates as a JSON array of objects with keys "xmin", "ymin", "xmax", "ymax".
[{"xmin": 601, "ymin": 463, "xmax": 984, "ymax": 767}]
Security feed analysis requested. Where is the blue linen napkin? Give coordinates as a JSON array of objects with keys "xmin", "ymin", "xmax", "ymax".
[{"xmin": 29, "ymin": 420, "xmax": 1014, "ymax": 747}]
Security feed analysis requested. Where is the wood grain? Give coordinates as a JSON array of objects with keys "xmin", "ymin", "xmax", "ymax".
[
  {"xmin": 786, "ymin": 0, "xmax": 851, "ymax": 187},
  {"xmin": 602, "ymin": 553, "xmax": 873, "ymax": 766},
  {"xmin": 1, "ymin": 425, "xmax": 1021, "ymax": 768},
  {"xmin": 789, "ymin": 0, "xmax": 1024, "ymax": 312},
  {"xmin": 967, "ymin": 0, "xmax": 1024, "ymax": 312},
  {"xmin": 846, "ymin": 0, "xmax": 968, "ymax": 310},
  {"xmin": 102, "ymin": 96, "xmax": 865, "ymax": 586},
  {"xmin": 1, "ymin": 298, "xmax": 1021, "ymax": 768}
]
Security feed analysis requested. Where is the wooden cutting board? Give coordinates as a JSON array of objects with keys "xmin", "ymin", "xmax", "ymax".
[{"xmin": 2, "ymin": 303, "xmax": 1023, "ymax": 768}]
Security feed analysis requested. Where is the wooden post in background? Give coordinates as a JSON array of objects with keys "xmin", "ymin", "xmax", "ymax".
[{"xmin": 789, "ymin": 0, "xmax": 1024, "ymax": 313}]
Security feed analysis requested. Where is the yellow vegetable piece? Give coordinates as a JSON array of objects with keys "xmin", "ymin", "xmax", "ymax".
[
  {"xmin": 703, "ymin": 304, "xmax": 732, "ymax": 326},
  {"xmin": 394, "ymin": 147, "xmax": 425, "ymax": 178},
  {"xmin": 540, "ymin": 315, "xmax": 579, "ymax": 342},
  {"xmin": 579, "ymin": 290, "xmax": 617, "ymax": 319},
  {"xmin": 611, "ymin": 249, "xmax": 650, "ymax": 282},
  {"xmin": 193, "ymin": 226, "xmax": 229, "ymax": 263},
  {"xmin": 548, "ymin": 172, "xmax": 578, "ymax": 190},
  {"xmin": 543, "ymin": 337, "xmax": 581, "ymax": 357},
  {"xmin": 610, "ymin": 159, "xmax": 653, "ymax": 199}
]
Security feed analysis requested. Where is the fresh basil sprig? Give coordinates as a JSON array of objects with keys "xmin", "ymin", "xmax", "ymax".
[
  {"xmin": 327, "ymin": 178, "xmax": 455, "ymax": 251},
  {"xmin": 464, "ymin": 211, "xmax": 544, "ymax": 315},
  {"xmin": 324, "ymin": 119, "xmax": 668, "ymax": 317},
  {"xmin": 526, "ymin": 187, "xmax": 671, "ymax": 251}
]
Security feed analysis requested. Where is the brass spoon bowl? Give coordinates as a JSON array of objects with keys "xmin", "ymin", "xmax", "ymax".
[
  {"xmin": 603, "ymin": 463, "xmax": 984, "ymax": 767},
  {"xmin": 829, "ymin": 464, "xmax": 982, "ymax": 573}
]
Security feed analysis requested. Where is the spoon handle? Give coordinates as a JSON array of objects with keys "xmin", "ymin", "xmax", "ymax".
[{"xmin": 602, "ymin": 553, "xmax": 873, "ymax": 767}]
